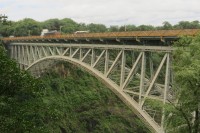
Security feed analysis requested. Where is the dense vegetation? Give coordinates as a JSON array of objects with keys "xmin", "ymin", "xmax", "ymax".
[
  {"xmin": 0, "ymin": 45, "xmax": 149, "ymax": 132},
  {"xmin": 40, "ymin": 63, "xmax": 150, "ymax": 133},
  {"xmin": 164, "ymin": 34, "xmax": 200, "ymax": 133},
  {"xmin": 0, "ymin": 15, "xmax": 200, "ymax": 37}
]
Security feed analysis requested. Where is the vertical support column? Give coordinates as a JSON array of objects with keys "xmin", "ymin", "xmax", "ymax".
[
  {"xmin": 12, "ymin": 45, "xmax": 15, "ymax": 60},
  {"xmin": 149, "ymin": 52, "xmax": 154, "ymax": 80},
  {"xmin": 91, "ymin": 48, "xmax": 95, "ymax": 66},
  {"xmin": 36, "ymin": 46, "xmax": 42, "ymax": 59},
  {"xmin": 42, "ymin": 46, "xmax": 48, "ymax": 57},
  {"xmin": 30, "ymin": 46, "xmax": 36, "ymax": 63},
  {"xmin": 41, "ymin": 46, "xmax": 45, "ymax": 57},
  {"xmin": 18, "ymin": 45, "xmax": 22, "ymax": 69},
  {"xmin": 40, "ymin": 46, "xmax": 46, "ymax": 74},
  {"xmin": 20, "ymin": 45, "xmax": 23, "ymax": 69},
  {"xmin": 69, "ymin": 47, "xmax": 72, "ymax": 57},
  {"xmin": 60, "ymin": 47, "xmax": 64, "ymax": 56},
  {"xmin": 10, "ymin": 45, "xmax": 14, "ymax": 59},
  {"xmin": 131, "ymin": 51, "xmax": 135, "ymax": 66},
  {"xmin": 14, "ymin": 45, "xmax": 18, "ymax": 60},
  {"xmin": 22, "ymin": 45, "xmax": 25, "ymax": 69},
  {"xmin": 35, "ymin": 46, "xmax": 41, "ymax": 74},
  {"xmin": 34, "ymin": 46, "xmax": 37, "ymax": 61},
  {"xmin": 104, "ymin": 49, "xmax": 109, "ymax": 75},
  {"xmin": 161, "ymin": 53, "xmax": 170, "ymax": 129},
  {"xmin": 26, "ymin": 45, "xmax": 31, "ymax": 65},
  {"xmin": 16, "ymin": 45, "xmax": 19, "ymax": 61},
  {"xmin": 170, "ymin": 55, "xmax": 174, "ymax": 94},
  {"xmin": 79, "ymin": 48, "xmax": 83, "ymax": 60},
  {"xmin": 139, "ymin": 52, "xmax": 146, "ymax": 106},
  {"xmin": 120, "ymin": 50, "xmax": 125, "ymax": 89}
]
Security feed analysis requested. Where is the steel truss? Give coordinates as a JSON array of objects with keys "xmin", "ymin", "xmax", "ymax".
[{"xmin": 10, "ymin": 43, "xmax": 173, "ymax": 133}]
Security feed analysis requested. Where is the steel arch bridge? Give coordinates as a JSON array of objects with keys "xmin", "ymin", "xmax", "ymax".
[
  {"xmin": 3, "ymin": 29, "xmax": 200, "ymax": 133},
  {"xmin": 7, "ymin": 41, "xmax": 174, "ymax": 133}
]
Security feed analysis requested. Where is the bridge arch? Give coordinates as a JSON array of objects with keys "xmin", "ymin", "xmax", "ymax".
[{"xmin": 26, "ymin": 55, "xmax": 163, "ymax": 133}]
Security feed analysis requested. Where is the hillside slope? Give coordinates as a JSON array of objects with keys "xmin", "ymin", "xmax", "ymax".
[{"xmin": 39, "ymin": 62, "xmax": 150, "ymax": 133}]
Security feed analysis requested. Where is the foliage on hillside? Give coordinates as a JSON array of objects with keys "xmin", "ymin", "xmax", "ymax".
[
  {"xmin": 165, "ymin": 34, "xmax": 200, "ymax": 133},
  {"xmin": 0, "ymin": 45, "xmax": 149, "ymax": 132},
  {"xmin": 39, "ymin": 62, "xmax": 150, "ymax": 133},
  {"xmin": 0, "ymin": 45, "xmax": 47, "ymax": 132}
]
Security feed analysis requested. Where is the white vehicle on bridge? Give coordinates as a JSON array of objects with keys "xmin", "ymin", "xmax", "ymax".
[{"xmin": 74, "ymin": 30, "xmax": 89, "ymax": 34}]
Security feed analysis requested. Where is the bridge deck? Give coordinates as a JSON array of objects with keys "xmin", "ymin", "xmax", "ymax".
[{"xmin": 2, "ymin": 29, "xmax": 200, "ymax": 45}]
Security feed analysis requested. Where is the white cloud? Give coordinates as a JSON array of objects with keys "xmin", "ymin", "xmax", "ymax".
[{"xmin": 0, "ymin": 0, "xmax": 200, "ymax": 26}]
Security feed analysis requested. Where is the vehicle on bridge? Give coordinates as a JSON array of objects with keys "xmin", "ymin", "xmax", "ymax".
[
  {"xmin": 74, "ymin": 30, "xmax": 89, "ymax": 34},
  {"xmin": 41, "ymin": 29, "xmax": 61, "ymax": 36}
]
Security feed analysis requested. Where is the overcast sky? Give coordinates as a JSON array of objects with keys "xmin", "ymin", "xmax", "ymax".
[{"xmin": 0, "ymin": 0, "xmax": 200, "ymax": 26}]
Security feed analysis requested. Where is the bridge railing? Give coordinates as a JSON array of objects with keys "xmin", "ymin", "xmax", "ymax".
[{"xmin": 2, "ymin": 29, "xmax": 200, "ymax": 42}]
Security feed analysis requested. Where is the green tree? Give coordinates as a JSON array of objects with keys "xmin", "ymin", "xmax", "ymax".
[
  {"xmin": 77, "ymin": 23, "xmax": 88, "ymax": 31},
  {"xmin": 87, "ymin": 23, "xmax": 107, "ymax": 33},
  {"xmin": 165, "ymin": 34, "xmax": 200, "ymax": 133},
  {"xmin": 41, "ymin": 18, "xmax": 79, "ymax": 33},
  {"xmin": 137, "ymin": 25, "xmax": 155, "ymax": 31},
  {"xmin": 0, "ymin": 45, "xmax": 42, "ymax": 132},
  {"xmin": 42, "ymin": 18, "xmax": 61, "ymax": 31},
  {"xmin": 109, "ymin": 25, "xmax": 119, "ymax": 32},
  {"xmin": 0, "ymin": 15, "xmax": 14, "ymax": 37},
  {"xmin": 0, "ymin": 14, "xmax": 8, "ymax": 24},
  {"xmin": 173, "ymin": 21, "xmax": 200, "ymax": 29},
  {"xmin": 14, "ymin": 18, "xmax": 41, "ymax": 36},
  {"xmin": 190, "ymin": 20, "xmax": 200, "ymax": 29},
  {"xmin": 0, "ymin": 24, "xmax": 15, "ymax": 37},
  {"xmin": 119, "ymin": 25, "xmax": 137, "ymax": 31},
  {"xmin": 162, "ymin": 21, "xmax": 173, "ymax": 30},
  {"xmin": 60, "ymin": 18, "xmax": 78, "ymax": 33}
]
